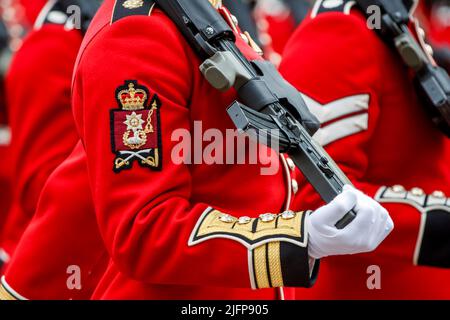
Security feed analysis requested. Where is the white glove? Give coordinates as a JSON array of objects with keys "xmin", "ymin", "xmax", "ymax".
[{"xmin": 307, "ymin": 185, "xmax": 394, "ymax": 259}]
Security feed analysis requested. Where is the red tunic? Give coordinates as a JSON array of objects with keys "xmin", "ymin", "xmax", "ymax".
[
  {"xmin": 0, "ymin": 18, "xmax": 81, "ymax": 259},
  {"xmin": 70, "ymin": 0, "xmax": 317, "ymax": 300},
  {"xmin": 2, "ymin": 142, "xmax": 108, "ymax": 300},
  {"xmin": 280, "ymin": 4, "xmax": 450, "ymax": 300},
  {"xmin": 0, "ymin": 83, "xmax": 11, "ymax": 252},
  {"xmin": 20, "ymin": 0, "xmax": 47, "ymax": 25},
  {"xmin": 254, "ymin": 0, "xmax": 297, "ymax": 65}
]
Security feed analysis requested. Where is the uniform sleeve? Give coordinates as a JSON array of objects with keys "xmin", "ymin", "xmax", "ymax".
[
  {"xmin": 280, "ymin": 12, "xmax": 450, "ymax": 268},
  {"xmin": 0, "ymin": 25, "xmax": 81, "ymax": 256},
  {"xmin": 73, "ymin": 14, "xmax": 317, "ymax": 290}
]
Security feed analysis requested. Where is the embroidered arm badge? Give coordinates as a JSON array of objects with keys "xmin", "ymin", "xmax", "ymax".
[{"xmin": 110, "ymin": 80, "xmax": 162, "ymax": 173}]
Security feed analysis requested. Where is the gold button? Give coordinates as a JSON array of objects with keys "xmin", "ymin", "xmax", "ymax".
[
  {"xmin": 280, "ymin": 210, "xmax": 296, "ymax": 220},
  {"xmin": 411, "ymin": 187, "xmax": 425, "ymax": 197},
  {"xmin": 240, "ymin": 33, "xmax": 249, "ymax": 45},
  {"xmin": 219, "ymin": 214, "xmax": 235, "ymax": 223},
  {"xmin": 243, "ymin": 31, "xmax": 263, "ymax": 56},
  {"xmin": 238, "ymin": 216, "xmax": 252, "ymax": 225},
  {"xmin": 292, "ymin": 179, "xmax": 299, "ymax": 195},
  {"xmin": 286, "ymin": 158, "xmax": 295, "ymax": 171},
  {"xmin": 392, "ymin": 185, "xmax": 405, "ymax": 193},
  {"xmin": 260, "ymin": 213, "xmax": 276, "ymax": 223},
  {"xmin": 231, "ymin": 14, "xmax": 239, "ymax": 27},
  {"xmin": 432, "ymin": 190, "xmax": 446, "ymax": 199},
  {"xmin": 122, "ymin": 0, "xmax": 144, "ymax": 9},
  {"xmin": 418, "ymin": 27, "xmax": 426, "ymax": 38}
]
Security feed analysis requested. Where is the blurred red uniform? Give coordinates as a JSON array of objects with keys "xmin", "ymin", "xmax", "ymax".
[
  {"xmin": 70, "ymin": 0, "xmax": 319, "ymax": 300},
  {"xmin": 0, "ymin": 79, "xmax": 11, "ymax": 250},
  {"xmin": 254, "ymin": 0, "xmax": 297, "ymax": 65},
  {"xmin": 0, "ymin": 1, "xmax": 82, "ymax": 263},
  {"xmin": 254, "ymin": 0, "xmax": 313, "ymax": 65},
  {"xmin": 0, "ymin": 1, "xmax": 107, "ymax": 300},
  {"xmin": 280, "ymin": 0, "xmax": 450, "ymax": 300},
  {"xmin": 20, "ymin": 0, "xmax": 47, "ymax": 25},
  {"xmin": 0, "ymin": 142, "xmax": 108, "ymax": 300},
  {"xmin": 0, "ymin": 18, "xmax": 10, "ymax": 245}
]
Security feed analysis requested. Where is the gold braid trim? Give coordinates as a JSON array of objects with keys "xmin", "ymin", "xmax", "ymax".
[
  {"xmin": 0, "ymin": 283, "xmax": 17, "ymax": 300},
  {"xmin": 267, "ymin": 242, "xmax": 284, "ymax": 288}
]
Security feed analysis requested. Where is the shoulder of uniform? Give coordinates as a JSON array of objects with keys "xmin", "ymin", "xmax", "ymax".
[
  {"xmin": 110, "ymin": 0, "xmax": 156, "ymax": 25},
  {"xmin": 310, "ymin": 0, "xmax": 358, "ymax": 19}
]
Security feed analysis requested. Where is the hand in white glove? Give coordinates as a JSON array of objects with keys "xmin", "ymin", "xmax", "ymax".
[{"xmin": 307, "ymin": 185, "xmax": 394, "ymax": 259}]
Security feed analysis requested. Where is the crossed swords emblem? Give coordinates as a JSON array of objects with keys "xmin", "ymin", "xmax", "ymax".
[{"xmin": 115, "ymin": 149, "xmax": 157, "ymax": 169}]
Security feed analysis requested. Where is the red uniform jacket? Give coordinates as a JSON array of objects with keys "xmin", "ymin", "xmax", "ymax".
[
  {"xmin": 280, "ymin": 1, "xmax": 450, "ymax": 300},
  {"xmin": 0, "ymin": 142, "xmax": 108, "ymax": 300},
  {"xmin": 20, "ymin": 0, "xmax": 47, "ymax": 25},
  {"xmin": 0, "ymin": 82, "xmax": 11, "ymax": 251},
  {"xmin": 0, "ymin": 9, "xmax": 82, "ymax": 258},
  {"xmin": 71, "ymin": 0, "xmax": 318, "ymax": 300}
]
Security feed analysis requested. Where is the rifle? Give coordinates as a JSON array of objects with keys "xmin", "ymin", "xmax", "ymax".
[
  {"xmin": 153, "ymin": 0, "xmax": 357, "ymax": 229},
  {"xmin": 356, "ymin": 0, "xmax": 450, "ymax": 137}
]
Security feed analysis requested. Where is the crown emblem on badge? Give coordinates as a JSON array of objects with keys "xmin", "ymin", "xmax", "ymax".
[{"xmin": 117, "ymin": 82, "xmax": 148, "ymax": 110}]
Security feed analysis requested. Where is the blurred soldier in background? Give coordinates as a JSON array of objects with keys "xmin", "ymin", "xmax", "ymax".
[
  {"xmin": 254, "ymin": 0, "xmax": 313, "ymax": 64},
  {"xmin": 0, "ymin": 0, "xmax": 99, "ymax": 267},
  {"xmin": 0, "ymin": 0, "xmax": 36, "ymax": 265},
  {"xmin": 281, "ymin": 0, "xmax": 450, "ymax": 299},
  {"xmin": 0, "ymin": 0, "xmax": 108, "ymax": 300},
  {"xmin": 222, "ymin": 0, "xmax": 313, "ymax": 65}
]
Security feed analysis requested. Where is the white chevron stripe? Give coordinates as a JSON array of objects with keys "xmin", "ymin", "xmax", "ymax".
[
  {"xmin": 313, "ymin": 113, "xmax": 369, "ymax": 147},
  {"xmin": 300, "ymin": 93, "xmax": 370, "ymax": 147},
  {"xmin": 301, "ymin": 93, "xmax": 370, "ymax": 124},
  {"xmin": 34, "ymin": 0, "xmax": 58, "ymax": 30}
]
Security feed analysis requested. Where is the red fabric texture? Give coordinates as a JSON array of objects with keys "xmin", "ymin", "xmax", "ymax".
[
  {"xmin": 280, "ymin": 11, "xmax": 450, "ymax": 300},
  {"xmin": 1, "ymin": 24, "xmax": 81, "ymax": 258},
  {"xmin": 0, "ymin": 81, "xmax": 11, "ymax": 238},
  {"xmin": 4, "ymin": 142, "xmax": 108, "ymax": 300},
  {"xmin": 70, "ymin": 0, "xmax": 306, "ymax": 300},
  {"xmin": 20, "ymin": 0, "xmax": 47, "ymax": 25}
]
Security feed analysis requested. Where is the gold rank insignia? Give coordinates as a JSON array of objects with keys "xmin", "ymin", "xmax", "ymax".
[{"xmin": 110, "ymin": 80, "xmax": 162, "ymax": 173}]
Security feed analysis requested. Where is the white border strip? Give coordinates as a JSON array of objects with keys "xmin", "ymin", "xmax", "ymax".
[{"xmin": 34, "ymin": 0, "xmax": 58, "ymax": 30}]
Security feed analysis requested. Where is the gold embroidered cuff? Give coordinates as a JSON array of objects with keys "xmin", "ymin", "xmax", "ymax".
[{"xmin": 189, "ymin": 208, "xmax": 317, "ymax": 289}]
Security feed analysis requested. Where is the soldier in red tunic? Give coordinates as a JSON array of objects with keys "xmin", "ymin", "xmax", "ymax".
[
  {"xmin": 7, "ymin": 0, "xmax": 389, "ymax": 300},
  {"xmin": 0, "ymin": 0, "xmax": 99, "ymax": 267},
  {"xmin": 280, "ymin": 0, "xmax": 450, "ymax": 299},
  {"xmin": 0, "ymin": 142, "xmax": 108, "ymax": 300},
  {"xmin": 0, "ymin": 0, "xmax": 108, "ymax": 300},
  {"xmin": 0, "ymin": 0, "xmax": 393, "ymax": 300},
  {"xmin": 0, "ymin": 18, "xmax": 11, "ymax": 258}
]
